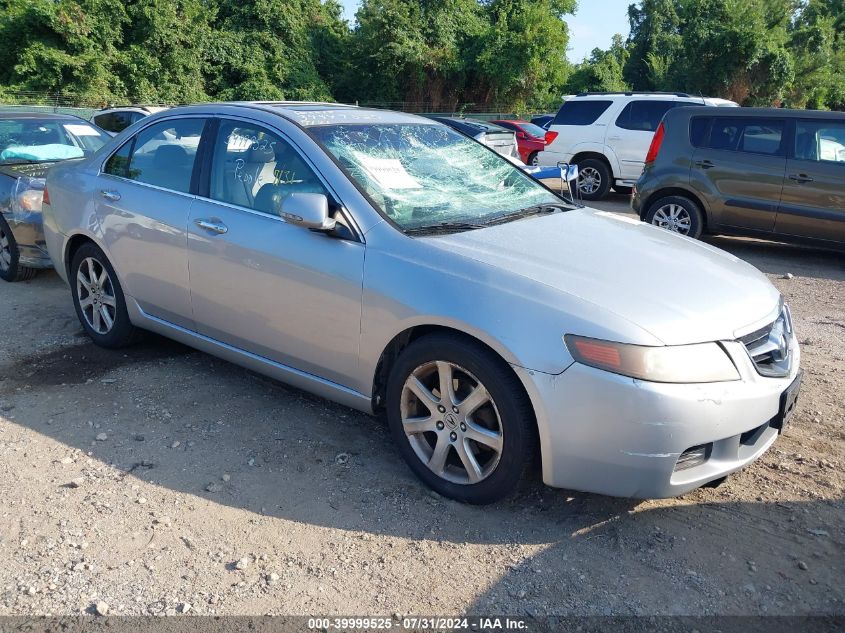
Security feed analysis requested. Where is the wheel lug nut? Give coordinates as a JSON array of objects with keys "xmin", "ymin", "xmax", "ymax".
[
  {"xmin": 452, "ymin": 406, "xmax": 459, "ymax": 413},
  {"xmin": 437, "ymin": 405, "xmax": 446, "ymax": 413},
  {"xmin": 449, "ymin": 432, "xmax": 457, "ymax": 442},
  {"xmin": 460, "ymin": 423, "xmax": 466, "ymax": 431},
  {"xmin": 436, "ymin": 421, "xmax": 444, "ymax": 430}
]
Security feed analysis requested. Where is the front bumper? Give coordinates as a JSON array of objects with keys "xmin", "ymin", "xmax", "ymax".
[
  {"xmin": 1, "ymin": 211, "xmax": 52, "ymax": 269},
  {"xmin": 515, "ymin": 337, "xmax": 800, "ymax": 498}
]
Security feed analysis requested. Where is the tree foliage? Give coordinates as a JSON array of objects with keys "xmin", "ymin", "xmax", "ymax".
[
  {"xmin": 0, "ymin": 0, "xmax": 841, "ymax": 111},
  {"xmin": 572, "ymin": 0, "xmax": 843, "ymax": 109}
]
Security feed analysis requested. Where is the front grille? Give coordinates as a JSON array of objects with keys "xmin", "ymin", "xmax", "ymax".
[{"xmin": 739, "ymin": 303, "xmax": 793, "ymax": 378}]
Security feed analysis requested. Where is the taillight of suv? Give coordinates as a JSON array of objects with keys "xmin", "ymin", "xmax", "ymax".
[
  {"xmin": 644, "ymin": 121, "xmax": 665, "ymax": 165},
  {"xmin": 545, "ymin": 130, "xmax": 558, "ymax": 145}
]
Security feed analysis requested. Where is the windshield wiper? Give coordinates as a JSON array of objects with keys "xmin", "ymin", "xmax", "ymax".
[
  {"xmin": 403, "ymin": 221, "xmax": 488, "ymax": 236},
  {"xmin": 485, "ymin": 202, "xmax": 570, "ymax": 226}
]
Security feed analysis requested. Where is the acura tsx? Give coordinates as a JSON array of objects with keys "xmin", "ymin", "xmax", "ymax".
[{"xmin": 42, "ymin": 102, "xmax": 801, "ymax": 504}]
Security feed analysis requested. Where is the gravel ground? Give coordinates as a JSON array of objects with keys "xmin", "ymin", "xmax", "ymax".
[{"xmin": 0, "ymin": 202, "xmax": 843, "ymax": 618}]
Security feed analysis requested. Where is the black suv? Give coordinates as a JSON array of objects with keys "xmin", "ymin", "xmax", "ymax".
[{"xmin": 633, "ymin": 107, "xmax": 845, "ymax": 250}]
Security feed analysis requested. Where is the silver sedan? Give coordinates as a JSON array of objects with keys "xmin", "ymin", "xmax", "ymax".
[{"xmin": 42, "ymin": 103, "xmax": 801, "ymax": 503}]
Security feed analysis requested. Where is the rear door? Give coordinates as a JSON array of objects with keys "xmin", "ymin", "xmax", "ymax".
[
  {"xmin": 776, "ymin": 118, "xmax": 845, "ymax": 243},
  {"xmin": 94, "ymin": 116, "xmax": 208, "ymax": 328},
  {"xmin": 689, "ymin": 116, "xmax": 787, "ymax": 232},
  {"xmin": 607, "ymin": 99, "xmax": 679, "ymax": 180},
  {"xmin": 541, "ymin": 99, "xmax": 613, "ymax": 165}
]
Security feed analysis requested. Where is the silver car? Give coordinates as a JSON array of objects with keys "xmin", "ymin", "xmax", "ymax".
[{"xmin": 42, "ymin": 102, "xmax": 801, "ymax": 504}]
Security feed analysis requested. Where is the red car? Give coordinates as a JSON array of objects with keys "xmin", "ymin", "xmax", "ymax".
[{"xmin": 491, "ymin": 119, "xmax": 547, "ymax": 165}]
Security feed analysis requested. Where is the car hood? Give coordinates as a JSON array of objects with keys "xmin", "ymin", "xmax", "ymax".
[{"xmin": 427, "ymin": 208, "xmax": 780, "ymax": 345}]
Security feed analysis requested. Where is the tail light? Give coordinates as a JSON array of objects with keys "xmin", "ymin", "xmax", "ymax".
[
  {"xmin": 42, "ymin": 186, "xmax": 51, "ymax": 206},
  {"xmin": 644, "ymin": 122, "xmax": 665, "ymax": 165},
  {"xmin": 544, "ymin": 130, "xmax": 558, "ymax": 145}
]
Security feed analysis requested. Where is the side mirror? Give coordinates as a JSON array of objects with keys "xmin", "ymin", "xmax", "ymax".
[{"xmin": 280, "ymin": 193, "xmax": 336, "ymax": 231}]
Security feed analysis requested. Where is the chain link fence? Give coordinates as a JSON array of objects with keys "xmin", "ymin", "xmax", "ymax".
[{"xmin": 0, "ymin": 92, "xmax": 549, "ymax": 122}]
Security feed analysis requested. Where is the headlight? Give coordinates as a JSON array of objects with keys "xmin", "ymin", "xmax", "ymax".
[{"xmin": 564, "ymin": 335, "xmax": 740, "ymax": 383}]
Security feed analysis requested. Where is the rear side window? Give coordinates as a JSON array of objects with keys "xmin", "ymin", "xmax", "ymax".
[
  {"xmin": 553, "ymin": 100, "xmax": 613, "ymax": 126},
  {"xmin": 705, "ymin": 118, "xmax": 785, "ymax": 156},
  {"xmin": 614, "ymin": 100, "xmax": 677, "ymax": 132},
  {"xmin": 103, "ymin": 118, "xmax": 206, "ymax": 193},
  {"xmin": 795, "ymin": 120, "xmax": 845, "ymax": 164}
]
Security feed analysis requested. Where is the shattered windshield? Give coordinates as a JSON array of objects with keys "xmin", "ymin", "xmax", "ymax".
[
  {"xmin": 308, "ymin": 123, "xmax": 563, "ymax": 230},
  {"xmin": 0, "ymin": 118, "xmax": 109, "ymax": 164}
]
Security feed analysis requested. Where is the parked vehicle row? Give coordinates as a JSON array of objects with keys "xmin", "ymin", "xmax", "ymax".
[
  {"xmin": 635, "ymin": 106, "xmax": 845, "ymax": 250},
  {"xmin": 539, "ymin": 92, "xmax": 739, "ymax": 200},
  {"xmin": 0, "ymin": 113, "xmax": 110, "ymax": 281},
  {"xmin": 37, "ymin": 102, "xmax": 800, "ymax": 504}
]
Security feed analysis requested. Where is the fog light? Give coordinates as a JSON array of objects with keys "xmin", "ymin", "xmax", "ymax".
[{"xmin": 675, "ymin": 443, "xmax": 712, "ymax": 471}]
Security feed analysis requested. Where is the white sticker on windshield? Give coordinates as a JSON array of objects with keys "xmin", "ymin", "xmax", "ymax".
[
  {"xmin": 351, "ymin": 151, "xmax": 422, "ymax": 190},
  {"xmin": 63, "ymin": 124, "xmax": 100, "ymax": 137}
]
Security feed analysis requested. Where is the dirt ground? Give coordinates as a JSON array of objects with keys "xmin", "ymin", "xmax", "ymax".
[{"xmin": 0, "ymin": 200, "xmax": 843, "ymax": 618}]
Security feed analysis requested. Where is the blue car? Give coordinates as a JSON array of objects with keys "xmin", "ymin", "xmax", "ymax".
[{"xmin": 0, "ymin": 112, "xmax": 109, "ymax": 281}]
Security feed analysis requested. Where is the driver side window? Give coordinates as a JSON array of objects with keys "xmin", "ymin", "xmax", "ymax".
[{"xmin": 210, "ymin": 120, "xmax": 329, "ymax": 217}]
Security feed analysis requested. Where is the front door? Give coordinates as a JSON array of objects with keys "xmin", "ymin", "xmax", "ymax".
[
  {"xmin": 94, "ymin": 116, "xmax": 208, "ymax": 328},
  {"xmin": 689, "ymin": 116, "xmax": 787, "ymax": 232},
  {"xmin": 776, "ymin": 119, "xmax": 845, "ymax": 244},
  {"xmin": 186, "ymin": 117, "xmax": 365, "ymax": 387}
]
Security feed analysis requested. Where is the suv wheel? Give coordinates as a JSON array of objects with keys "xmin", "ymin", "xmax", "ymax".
[
  {"xmin": 646, "ymin": 195, "xmax": 704, "ymax": 239},
  {"xmin": 386, "ymin": 333, "xmax": 537, "ymax": 504},
  {"xmin": 70, "ymin": 242, "xmax": 140, "ymax": 348},
  {"xmin": 0, "ymin": 216, "xmax": 38, "ymax": 282},
  {"xmin": 575, "ymin": 158, "xmax": 611, "ymax": 200}
]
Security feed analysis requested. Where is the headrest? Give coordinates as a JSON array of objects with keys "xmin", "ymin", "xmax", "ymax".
[{"xmin": 153, "ymin": 144, "xmax": 189, "ymax": 168}]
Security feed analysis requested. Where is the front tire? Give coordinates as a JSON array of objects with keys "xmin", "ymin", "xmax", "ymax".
[
  {"xmin": 70, "ymin": 242, "xmax": 139, "ymax": 348},
  {"xmin": 575, "ymin": 158, "xmax": 611, "ymax": 201},
  {"xmin": 0, "ymin": 216, "xmax": 38, "ymax": 282},
  {"xmin": 645, "ymin": 195, "xmax": 704, "ymax": 239},
  {"xmin": 386, "ymin": 333, "xmax": 537, "ymax": 504}
]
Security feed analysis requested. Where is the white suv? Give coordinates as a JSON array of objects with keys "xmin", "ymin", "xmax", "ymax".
[{"xmin": 539, "ymin": 92, "xmax": 738, "ymax": 200}]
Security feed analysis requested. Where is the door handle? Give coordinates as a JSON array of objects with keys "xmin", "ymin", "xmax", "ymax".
[
  {"xmin": 194, "ymin": 218, "xmax": 228, "ymax": 235},
  {"xmin": 788, "ymin": 174, "xmax": 814, "ymax": 184},
  {"xmin": 695, "ymin": 159, "xmax": 715, "ymax": 169},
  {"xmin": 100, "ymin": 190, "xmax": 121, "ymax": 202}
]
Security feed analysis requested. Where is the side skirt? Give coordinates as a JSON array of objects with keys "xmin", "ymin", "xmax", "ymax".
[{"xmin": 125, "ymin": 298, "xmax": 374, "ymax": 414}]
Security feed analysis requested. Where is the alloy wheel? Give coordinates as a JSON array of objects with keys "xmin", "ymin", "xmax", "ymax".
[
  {"xmin": 0, "ymin": 227, "xmax": 11, "ymax": 272},
  {"xmin": 400, "ymin": 360, "xmax": 503, "ymax": 485},
  {"xmin": 578, "ymin": 167, "xmax": 601, "ymax": 195},
  {"xmin": 76, "ymin": 257, "xmax": 117, "ymax": 335},
  {"xmin": 652, "ymin": 203, "xmax": 692, "ymax": 234}
]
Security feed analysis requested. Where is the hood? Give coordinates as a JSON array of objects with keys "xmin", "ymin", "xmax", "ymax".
[{"xmin": 428, "ymin": 208, "xmax": 780, "ymax": 345}]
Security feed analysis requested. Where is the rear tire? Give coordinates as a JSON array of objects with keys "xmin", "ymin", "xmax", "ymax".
[
  {"xmin": 645, "ymin": 195, "xmax": 704, "ymax": 239},
  {"xmin": 70, "ymin": 242, "xmax": 140, "ymax": 348},
  {"xmin": 0, "ymin": 215, "xmax": 38, "ymax": 282},
  {"xmin": 527, "ymin": 152, "xmax": 540, "ymax": 166},
  {"xmin": 386, "ymin": 333, "xmax": 537, "ymax": 505},
  {"xmin": 575, "ymin": 158, "xmax": 611, "ymax": 201}
]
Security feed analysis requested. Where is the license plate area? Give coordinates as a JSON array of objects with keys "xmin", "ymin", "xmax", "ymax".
[{"xmin": 772, "ymin": 370, "xmax": 802, "ymax": 433}]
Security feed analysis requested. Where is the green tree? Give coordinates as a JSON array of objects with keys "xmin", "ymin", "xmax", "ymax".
[{"xmin": 565, "ymin": 33, "xmax": 630, "ymax": 93}]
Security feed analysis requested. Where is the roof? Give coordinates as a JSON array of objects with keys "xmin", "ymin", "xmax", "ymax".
[
  {"xmin": 668, "ymin": 106, "xmax": 845, "ymax": 120},
  {"xmin": 0, "ymin": 111, "xmax": 85, "ymax": 121},
  {"xmin": 159, "ymin": 101, "xmax": 432, "ymax": 126}
]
